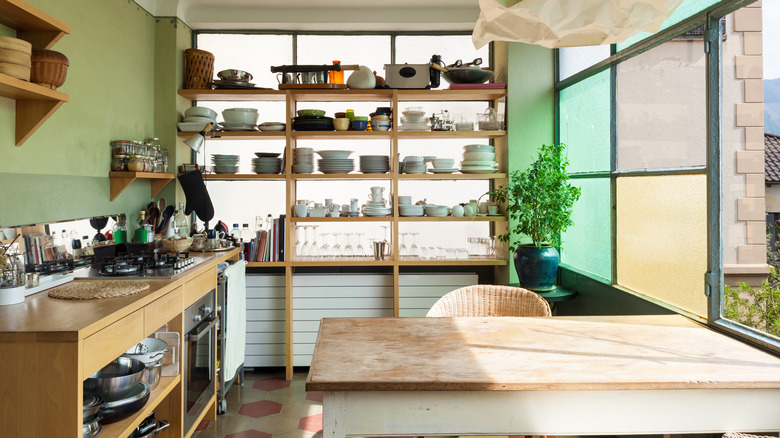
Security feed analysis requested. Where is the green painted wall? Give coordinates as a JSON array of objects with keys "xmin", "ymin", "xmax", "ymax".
[
  {"xmin": 505, "ymin": 42, "xmax": 555, "ymax": 283},
  {"xmin": 0, "ymin": 0, "xmax": 190, "ymax": 228}
]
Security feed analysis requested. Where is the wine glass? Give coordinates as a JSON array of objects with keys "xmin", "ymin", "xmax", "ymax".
[
  {"xmin": 356, "ymin": 232, "xmax": 366, "ymax": 257},
  {"xmin": 408, "ymin": 232, "xmax": 419, "ymax": 258},
  {"xmin": 309, "ymin": 225, "xmax": 320, "ymax": 258},
  {"xmin": 294, "ymin": 225, "xmax": 304, "ymax": 259},
  {"xmin": 319, "ymin": 232, "xmax": 330, "ymax": 259},
  {"xmin": 399, "ymin": 232, "xmax": 408, "ymax": 258},
  {"xmin": 343, "ymin": 232, "xmax": 355, "ymax": 257},
  {"xmin": 331, "ymin": 232, "xmax": 342, "ymax": 258}
]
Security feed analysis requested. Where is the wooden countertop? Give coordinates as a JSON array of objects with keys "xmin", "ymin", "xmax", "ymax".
[
  {"xmin": 0, "ymin": 248, "xmax": 240, "ymax": 341},
  {"xmin": 307, "ymin": 315, "xmax": 780, "ymax": 392}
]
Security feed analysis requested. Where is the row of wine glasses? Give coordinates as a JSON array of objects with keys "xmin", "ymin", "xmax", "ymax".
[{"xmin": 294, "ymin": 225, "xmax": 374, "ymax": 259}]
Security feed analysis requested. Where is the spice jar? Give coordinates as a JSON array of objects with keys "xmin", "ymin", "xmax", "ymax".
[
  {"xmin": 110, "ymin": 140, "xmax": 133, "ymax": 155},
  {"xmin": 128, "ymin": 155, "xmax": 145, "ymax": 172},
  {"xmin": 111, "ymin": 155, "xmax": 129, "ymax": 171}
]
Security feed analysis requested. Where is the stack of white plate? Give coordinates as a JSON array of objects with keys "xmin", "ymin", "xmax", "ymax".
[
  {"xmin": 316, "ymin": 150, "xmax": 354, "ymax": 174},
  {"xmin": 218, "ymin": 121, "xmax": 258, "ymax": 131},
  {"xmin": 460, "ymin": 144, "xmax": 499, "ymax": 174},
  {"xmin": 402, "ymin": 156, "xmax": 427, "ymax": 174},
  {"xmin": 359, "ymin": 155, "xmax": 390, "ymax": 174},
  {"xmin": 252, "ymin": 152, "xmax": 282, "ymax": 174},
  {"xmin": 212, "ymin": 154, "xmax": 239, "ymax": 174},
  {"xmin": 399, "ymin": 108, "xmax": 429, "ymax": 131},
  {"xmin": 364, "ymin": 197, "xmax": 392, "ymax": 217},
  {"xmin": 399, "ymin": 204, "xmax": 424, "ymax": 217},
  {"xmin": 293, "ymin": 147, "xmax": 314, "ymax": 174}
]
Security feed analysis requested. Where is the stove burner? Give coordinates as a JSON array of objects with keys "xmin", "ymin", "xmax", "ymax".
[{"xmin": 97, "ymin": 252, "xmax": 196, "ymax": 277}]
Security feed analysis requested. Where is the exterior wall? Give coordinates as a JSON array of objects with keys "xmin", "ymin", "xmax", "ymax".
[{"xmin": 724, "ymin": 2, "xmax": 768, "ymax": 286}]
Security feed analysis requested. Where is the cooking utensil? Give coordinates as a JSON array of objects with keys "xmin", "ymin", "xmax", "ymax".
[
  {"xmin": 141, "ymin": 362, "xmax": 162, "ymax": 389},
  {"xmin": 99, "ymin": 381, "xmax": 151, "ymax": 424},
  {"xmin": 84, "ymin": 357, "xmax": 145, "ymax": 400},
  {"xmin": 217, "ymin": 69, "xmax": 253, "ymax": 82},
  {"xmin": 82, "ymin": 392, "xmax": 103, "ymax": 422},
  {"xmin": 123, "ymin": 337, "xmax": 169, "ymax": 364},
  {"xmin": 442, "ymin": 67, "xmax": 494, "ymax": 84},
  {"xmin": 156, "ymin": 205, "xmax": 174, "ymax": 234},
  {"xmin": 82, "ymin": 413, "xmax": 102, "ymax": 438}
]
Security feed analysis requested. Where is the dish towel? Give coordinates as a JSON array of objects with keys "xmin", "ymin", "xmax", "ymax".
[{"xmin": 223, "ymin": 260, "xmax": 247, "ymax": 383}]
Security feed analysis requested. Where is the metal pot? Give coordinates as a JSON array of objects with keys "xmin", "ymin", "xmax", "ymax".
[
  {"xmin": 141, "ymin": 361, "xmax": 162, "ymax": 390},
  {"xmin": 84, "ymin": 357, "xmax": 145, "ymax": 400},
  {"xmin": 123, "ymin": 338, "xmax": 169, "ymax": 365},
  {"xmin": 82, "ymin": 392, "xmax": 102, "ymax": 422},
  {"xmin": 99, "ymin": 382, "xmax": 151, "ymax": 424},
  {"xmin": 441, "ymin": 66, "xmax": 494, "ymax": 84},
  {"xmin": 82, "ymin": 413, "xmax": 102, "ymax": 438}
]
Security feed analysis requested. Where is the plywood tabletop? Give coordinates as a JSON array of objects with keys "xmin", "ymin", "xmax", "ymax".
[{"xmin": 306, "ymin": 315, "xmax": 780, "ymax": 392}]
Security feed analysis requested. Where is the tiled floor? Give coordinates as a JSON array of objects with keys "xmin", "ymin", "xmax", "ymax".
[{"xmin": 193, "ymin": 369, "xmax": 323, "ymax": 438}]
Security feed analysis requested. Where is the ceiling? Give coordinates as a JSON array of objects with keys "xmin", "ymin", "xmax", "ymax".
[{"xmin": 135, "ymin": 0, "xmax": 482, "ymax": 31}]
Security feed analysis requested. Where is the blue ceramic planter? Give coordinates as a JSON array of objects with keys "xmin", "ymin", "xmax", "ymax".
[{"xmin": 513, "ymin": 245, "xmax": 559, "ymax": 291}]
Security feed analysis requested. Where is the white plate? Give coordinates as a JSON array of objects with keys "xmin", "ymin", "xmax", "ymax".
[
  {"xmin": 258, "ymin": 123, "xmax": 285, "ymax": 131},
  {"xmin": 320, "ymin": 170, "xmax": 353, "ymax": 174},
  {"xmin": 460, "ymin": 169, "xmax": 500, "ymax": 174},
  {"xmin": 177, "ymin": 122, "xmax": 212, "ymax": 131},
  {"xmin": 429, "ymin": 168, "xmax": 458, "ymax": 173}
]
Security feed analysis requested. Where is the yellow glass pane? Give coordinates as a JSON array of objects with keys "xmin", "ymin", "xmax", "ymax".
[{"xmin": 616, "ymin": 174, "xmax": 707, "ymax": 317}]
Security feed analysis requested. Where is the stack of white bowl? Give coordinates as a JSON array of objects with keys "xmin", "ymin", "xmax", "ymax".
[
  {"xmin": 399, "ymin": 107, "xmax": 429, "ymax": 131},
  {"xmin": 178, "ymin": 106, "xmax": 217, "ymax": 132},
  {"xmin": 364, "ymin": 194, "xmax": 392, "ymax": 217},
  {"xmin": 460, "ymin": 144, "xmax": 499, "ymax": 174},
  {"xmin": 359, "ymin": 155, "xmax": 390, "ymax": 174},
  {"xmin": 424, "ymin": 204, "xmax": 450, "ymax": 217},
  {"xmin": 212, "ymin": 154, "xmax": 239, "ymax": 174},
  {"xmin": 398, "ymin": 197, "xmax": 424, "ymax": 217},
  {"xmin": 293, "ymin": 148, "xmax": 314, "ymax": 174},
  {"xmin": 252, "ymin": 152, "xmax": 282, "ymax": 174},
  {"xmin": 219, "ymin": 107, "xmax": 259, "ymax": 131},
  {"xmin": 316, "ymin": 150, "xmax": 354, "ymax": 174},
  {"xmin": 401, "ymin": 156, "xmax": 427, "ymax": 174}
]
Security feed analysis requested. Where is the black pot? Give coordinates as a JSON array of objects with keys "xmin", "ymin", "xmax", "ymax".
[
  {"xmin": 98, "ymin": 382, "xmax": 151, "ymax": 424},
  {"xmin": 513, "ymin": 245, "xmax": 559, "ymax": 291}
]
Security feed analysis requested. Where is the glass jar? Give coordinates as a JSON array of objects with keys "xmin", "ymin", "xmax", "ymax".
[
  {"xmin": 128, "ymin": 155, "xmax": 145, "ymax": 172},
  {"xmin": 1, "ymin": 247, "xmax": 25, "ymax": 288},
  {"xmin": 111, "ymin": 154, "xmax": 129, "ymax": 171},
  {"xmin": 110, "ymin": 140, "xmax": 133, "ymax": 155},
  {"xmin": 162, "ymin": 149, "xmax": 169, "ymax": 173}
]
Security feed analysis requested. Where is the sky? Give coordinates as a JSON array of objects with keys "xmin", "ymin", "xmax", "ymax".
[{"xmin": 764, "ymin": 1, "xmax": 780, "ymax": 79}]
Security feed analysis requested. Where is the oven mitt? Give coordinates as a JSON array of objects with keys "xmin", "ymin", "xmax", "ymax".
[{"xmin": 177, "ymin": 170, "xmax": 215, "ymax": 223}]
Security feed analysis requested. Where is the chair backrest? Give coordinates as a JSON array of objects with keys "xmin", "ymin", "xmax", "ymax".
[{"xmin": 426, "ymin": 284, "xmax": 552, "ymax": 317}]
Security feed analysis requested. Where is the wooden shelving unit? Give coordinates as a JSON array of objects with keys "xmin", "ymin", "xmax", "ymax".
[
  {"xmin": 109, "ymin": 171, "xmax": 175, "ymax": 201},
  {"xmin": 179, "ymin": 87, "xmax": 508, "ymax": 379},
  {"xmin": 0, "ymin": 0, "xmax": 71, "ymax": 146}
]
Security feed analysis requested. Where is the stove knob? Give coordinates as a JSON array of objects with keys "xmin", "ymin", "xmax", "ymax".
[
  {"xmin": 192, "ymin": 314, "xmax": 202, "ymax": 323},
  {"xmin": 201, "ymin": 306, "xmax": 212, "ymax": 314}
]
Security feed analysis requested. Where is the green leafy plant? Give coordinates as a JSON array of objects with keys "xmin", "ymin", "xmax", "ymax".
[
  {"xmin": 489, "ymin": 143, "xmax": 581, "ymax": 250},
  {"xmin": 724, "ymin": 267, "xmax": 780, "ymax": 337}
]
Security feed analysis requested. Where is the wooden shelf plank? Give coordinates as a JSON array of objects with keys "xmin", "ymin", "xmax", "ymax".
[
  {"xmin": 398, "ymin": 173, "xmax": 507, "ymax": 180},
  {"xmin": 98, "ymin": 375, "xmax": 181, "ymax": 438},
  {"xmin": 0, "ymin": 0, "xmax": 70, "ymax": 49},
  {"xmin": 290, "ymin": 258, "xmax": 396, "ymax": 267},
  {"xmin": 0, "ymin": 73, "xmax": 69, "ymax": 100},
  {"xmin": 398, "ymin": 215, "xmax": 506, "ymax": 222},
  {"xmin": 293, "ymin": 173, "xmax": 391, "ymax": 180},
  {"xmin": 291, "ymin": 216, "xmax": 392, "ymax": 222},
  {"xmin": 397, "ymin": 258, "xmax": 508, "ymax": 266},
  {"xmin": 291, "ymin": 130, "xmax": 392, "ymax": 139},
  {"xmin": 398, "ymin": 89, "xmax": 506, "ymax": 101},
  {"xmin": 200, "ymin": 173, "xmax": 285, "ymax": 181},
  {"xmin": 177, "ymin": 130, "xmax": 286, "ymax": 140},
  {"xmin": 246, "ymin": 261, "xmax": 289, "ymax": 267},
  {"xmin": 109, "ymin": 172, "xmax": 175, "ymax": 201},
  {"xmin": 291, "ymin": 89, "xmax": 395, "ymax": 102},
  {"xmin": 398, "ymin": 130, "xmax": 506, "ymax": 139},
  {"xmin": 177, "ymin": 89, "xmax": 287, "ymax": 101}
]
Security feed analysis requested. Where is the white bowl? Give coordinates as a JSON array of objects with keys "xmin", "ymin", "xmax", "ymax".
[
  {"xmin": 182, "ymin": 115, "xmax": 215, "ymax": 125},
  {"xmin": 370, "ymin": 119, "xmax": 391, "ymax": 131},
  {"xmin": 463, "ymin": 152, "xmax": 496, "ymax": 161},
  {"xmin": 222, "ymin": 110, "xmax": 259, "ymax": 125},
  {"xmin": 316, "ymin": 150, "xmax": 353, "ymax": 159},
  {"xmin": 225, "ymin": 107, "xmax": 258, "ymax": 113},
  {"xmin": 432, "ymin": 158, "xmax": 455, "ymax": 169},
  {"xmin": 184, "ymin": 106, "xmax": 218, "ymax": 120},
  {"xmin": 403, "ymin": 155, "xmax": 424, "ymax": 162},
  {"xmin": 463, "ymin": 144, "xmax": 495, "ymax": 153}
]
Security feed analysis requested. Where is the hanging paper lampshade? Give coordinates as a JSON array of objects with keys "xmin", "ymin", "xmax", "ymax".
[{"xmin": 472, "ymin": 0, "xmax": 685, "ymax": 49}]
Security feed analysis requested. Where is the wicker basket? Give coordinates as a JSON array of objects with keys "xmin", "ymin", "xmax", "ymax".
[
  {"xmin": 162, "ymin": 237, "xmax": 193, "ymax": 253},
  {"xmin": 184, "ymin": 48, "xmax": 214, "ymax": 89},
  {"xmin": 30, "ymin": 49, "xmax": 68, "ymax": 89}
]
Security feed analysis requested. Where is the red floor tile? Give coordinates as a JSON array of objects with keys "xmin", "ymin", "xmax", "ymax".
[
  {"xmin": 252, "ymin": 377, "xmax": 291, "ymax": 391},
  {"xmin": 305, "ymin": 391, "xmax": 323, "ymax": 402},
  {"xmin": 195, "ymin": 420, "xmax": 211, "ymax": 431},
  {"xmin": 238, "ymin": 400, "xmax": 283, "ymax": 418},
  {"xmin": 298, "ymin": 413, "xmax": 322, "ymax": 433},
  {"xmin": 225, "ymin": 431, "xmax": 273, "ymax": 438}
]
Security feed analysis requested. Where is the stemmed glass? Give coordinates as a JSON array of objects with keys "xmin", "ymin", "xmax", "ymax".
[
  {"xmin": 302, "ymin": 225, "xmax": 313, "ymax": 259},
  {"xmin": 408, "ymin": 232, "xmax": 419, "ymax": 258},
  {"xmin": 294, "ymin": 225, "xmax": 304, "ymax": 260},
  {"xmin": 309, "ymin": 225, "xmax": 319, "ymax": 258},
  {"xmin": 319, "ymin": 232, "xmax": 330, "ymax": 259},
  {"xmin": 356, "ymin": 232, "xmax": 366, "ymax": 258},
  {"xmin": 343, "ymin": 232, "xmax": 355, "ymax": 257},
  {"xmin": 331, "ymin": 232, "xmax": 342, "ymax": 258},
  {"xmin": 399, "ymin": 232, "xmax": 408, "ymax": 257}
]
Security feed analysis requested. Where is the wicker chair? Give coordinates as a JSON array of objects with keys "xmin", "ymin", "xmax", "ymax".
[
  {"xmin": 426, "ymin": 284, "xmax": 551, "ymax": 317},
  {"xmin": 723, "ymin": 433, "xmax": 778, "ymax": 438}
]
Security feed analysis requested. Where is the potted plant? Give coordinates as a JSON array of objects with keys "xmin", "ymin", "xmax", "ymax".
[{"xmin": 489, "ymin": 143, "xmax": 581, "ymax": 291}]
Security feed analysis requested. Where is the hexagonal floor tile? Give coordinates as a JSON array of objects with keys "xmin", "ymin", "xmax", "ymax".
[
  {"xmin": 225, "ymin": 430, "xmax": 273, "ymax": 438},
  {"xmin": 298, "ymin": 413, "xmax": 322, "ymax": 433},
  {"xmin": 305, "ymin": 391, "xmax": 323, "ymax": 403},
  {"xmin": 238, "ymin": 400, "xmax": 283, "ymax": 418},
  {"xmin": 252, "ymin": 377, "xmax": 291, "ymax": 391}
]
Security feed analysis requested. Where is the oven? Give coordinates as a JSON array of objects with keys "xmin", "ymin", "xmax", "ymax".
[{"xmin": 183, "ymin": 289, "xmax": 218, "ymax": 433}]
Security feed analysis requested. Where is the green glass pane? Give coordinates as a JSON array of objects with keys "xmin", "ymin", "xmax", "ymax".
[
  {"xmin": 560, "ymin": 177, "xmax": 611, "ymax": 281},
  {"xmin": 559, "ymin": 70, "xmax": 611, "ymax": 174},
  {"xmin": 617, "ymin": 0, "xmax": 720, "ymax": 50}
]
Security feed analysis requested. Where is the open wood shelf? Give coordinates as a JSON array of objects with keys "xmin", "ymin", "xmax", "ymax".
[
  {"xmin": 0, "ymin": 0, "xmax": 70, "ymax": 146},
  {"xmin": 291, "ymin": 130, "xmax": 392, "ymax": 139},
  {"xmin": 292, "ymin": 173, "xmax": 391, "ymax": 180},
  {"xmin": 200, "ymin": 173, "xmax": 285, "ymax": 181},
  {"xmin": 398, "ymin": 173, "xmax": 506, "ymax": 180},
  {"xmin": 178, "ymin": 89, "xmax": 286, "ymax": 101},
  {"xmin": 177, "ymin": 130, "xmax": 286, "ymax": 140},
  {"xmin": 291, "ymin": 216, "xmax": 392, "ymax": 222},
  {"xmin": 397, "ymin": 88, "xmax": 506, "ymax": 101},
  {"xmin": 98, "ymin": 375, "xmax": 180, "ymax": 438},
  {"xmin": 397, "ymin": 130, "xmax": 505, "ymax": 139},
  {"xmin": 397, "ymin": 215, "xmax": 506, "ymax": 221},
  {"xmin": 109, "ymin": 172, "xmax": 175, "ymax": 201}
]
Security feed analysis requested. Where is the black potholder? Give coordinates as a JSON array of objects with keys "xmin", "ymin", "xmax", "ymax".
[{"xmin": 177, "ymin": 170, "xmax": 215, "ymax": 223}]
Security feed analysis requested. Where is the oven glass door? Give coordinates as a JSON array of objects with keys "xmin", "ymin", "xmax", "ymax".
[{"xmin": 184, "ymin": 312, "xmax": 218, "ymax": 432}]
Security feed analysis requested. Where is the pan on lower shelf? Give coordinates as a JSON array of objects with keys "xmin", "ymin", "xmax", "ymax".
[{"xmin": 99, "ymin": 382, "xmax": 151, "ymax": 424}]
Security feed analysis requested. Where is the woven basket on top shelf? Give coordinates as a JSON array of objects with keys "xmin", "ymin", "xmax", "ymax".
[
  {"xmin": 184, "ymin": 48, "xmax": 214, "ymax": 89},
  {"xmin": 30, "ymin": 49, "xmax": 69, "ymax": 89}
]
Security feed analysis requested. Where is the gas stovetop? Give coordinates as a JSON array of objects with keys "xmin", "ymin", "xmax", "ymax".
[{"xmin": 72, "ymin": 252, "xmax": 208, "ymax": 280}]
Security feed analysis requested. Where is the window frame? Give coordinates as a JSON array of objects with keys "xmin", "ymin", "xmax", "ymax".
[{"xmin": 554, "ymin": 0, "xmax": 780, "ymax": 352}]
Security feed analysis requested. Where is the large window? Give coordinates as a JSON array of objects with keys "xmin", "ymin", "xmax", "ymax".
[{"xmin": 557, "ymin": 0, "xmax": 779, "ymax": 349}]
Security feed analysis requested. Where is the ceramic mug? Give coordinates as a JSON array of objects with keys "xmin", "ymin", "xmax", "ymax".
[
  {"xmin": 294, "ymin": 203, "xmax": 309, "ymax": 218},
  {"xmin": 488, "ymin": 205, "xmax": 499, "ymax": 215},
  {"xmin": 330, "ymin": 204, "xmax": 341, "ymax": 217},
  {"xmin": 370, "ymin": 186, "xmax": 384, "ymax": 196},
  {"xmin": 325, "ymin": 198, "xmax": 333, "ymax": 208},
  {"xmin": 398, "ymin": 196, "xmax": 412, "ymax": 205}
]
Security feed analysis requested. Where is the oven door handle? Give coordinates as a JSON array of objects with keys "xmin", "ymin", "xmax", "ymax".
[{"xmin": 185, "ymin": 315, "xmax": 218, "ymax": 342}]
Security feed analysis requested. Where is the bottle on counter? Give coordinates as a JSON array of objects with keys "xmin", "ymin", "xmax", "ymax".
[
  {"xmin": 241, "ymin": 223, "xmax": 252, "ymax": 242},
  {"xmin": 175, "ymin": 203, "xmax": 190, "ymax": 238},
  {"xmin": 230, "ymin": 223, "xmax": 241, "ymax": 243},
  {"xmin": 71, "ymin": 230, "xmax": 82, "ymax": 258},
  {"xmin": 254, "ymin": 215, "xmax": 264, "ymax": 233},
  {"xmin": 134, "ymin": 211, "xmax": 148, "ymax": 242},
  {"xmin": 61, "ymin": 230, "xmax": 72, "ymax": 255},
  {"xmin": 113, "ymin": 216, "xmax": 127, "ymax": 243}
]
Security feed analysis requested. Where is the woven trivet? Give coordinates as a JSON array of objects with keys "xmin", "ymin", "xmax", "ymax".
[{"xmin": 48, "ymin": 281, "xmax": 150, "ymax": 300}]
